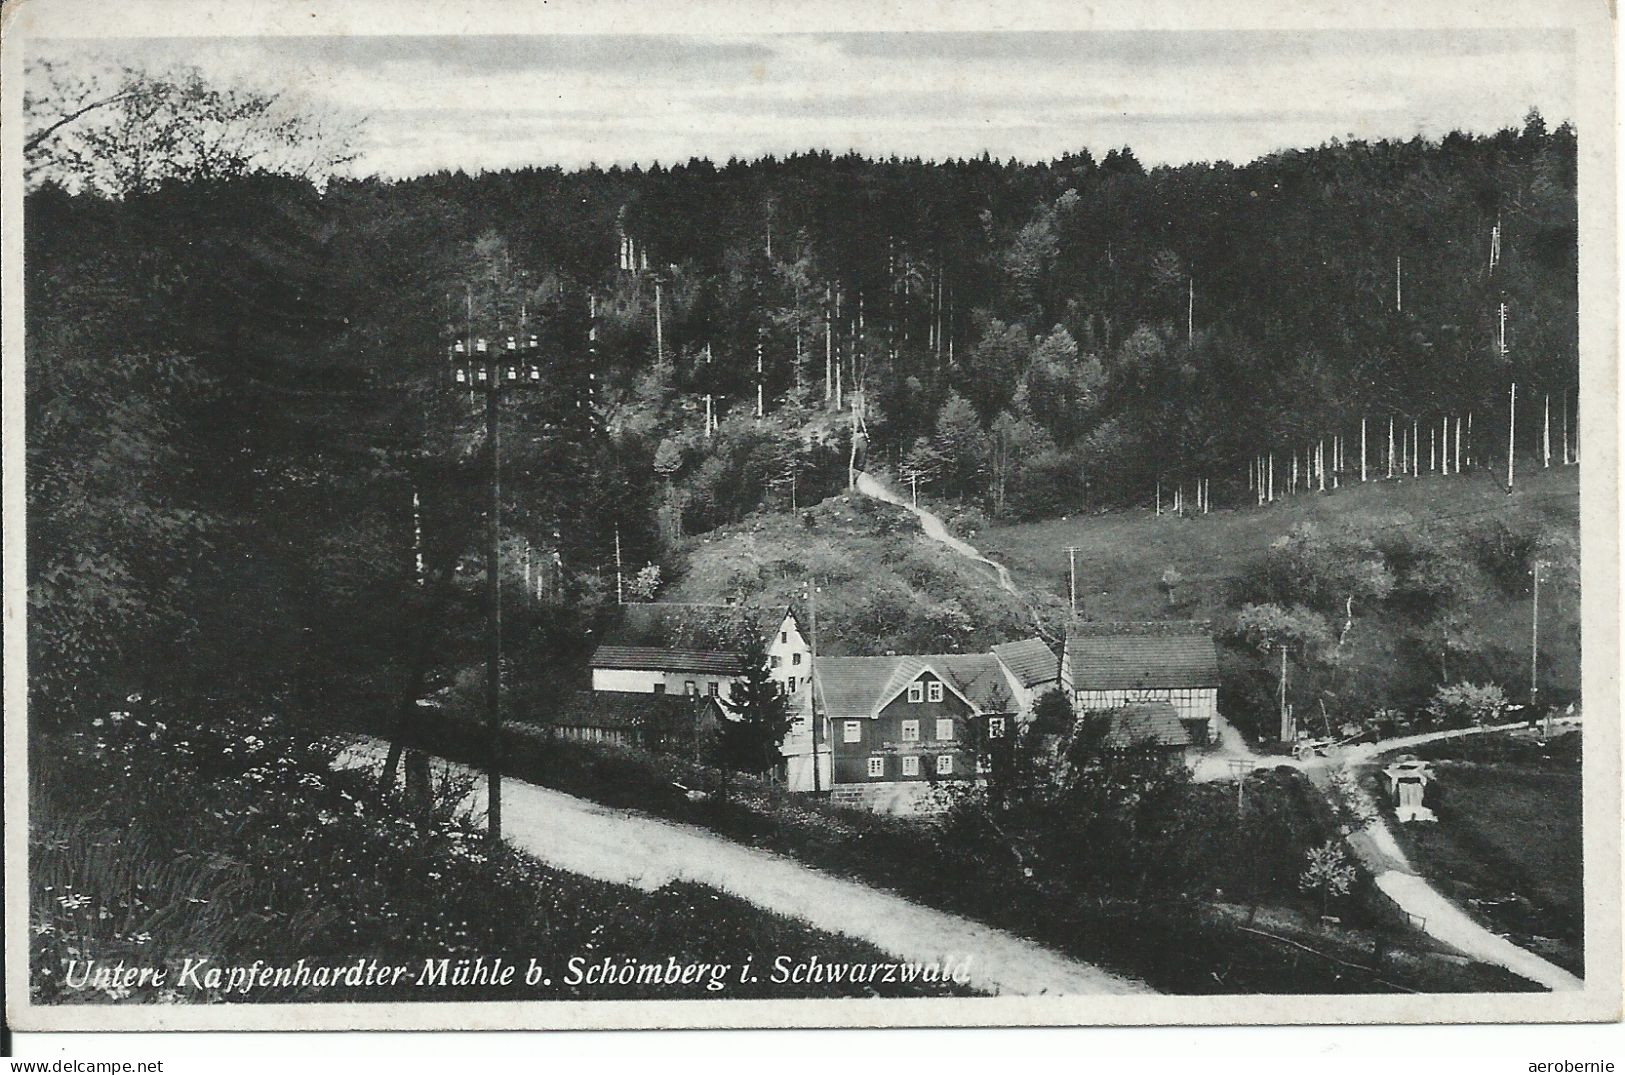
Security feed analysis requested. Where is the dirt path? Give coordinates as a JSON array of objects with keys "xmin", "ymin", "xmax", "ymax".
[
  {"xmin": 341, "ymin": 741, "xmax": 1150, "ymax": 997},
  {"xmin": 853, "ymin": 471, "xmax": 1019, "ymax": 596},
  {"xmin": 1303, "ymin": 718, "xmax": 1584, "ymax": 992}
]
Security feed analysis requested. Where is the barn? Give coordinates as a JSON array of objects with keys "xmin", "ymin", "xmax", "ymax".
[{"xmin": 1063, "ymin": 626, "xmax": 1221, "ymax": 744}]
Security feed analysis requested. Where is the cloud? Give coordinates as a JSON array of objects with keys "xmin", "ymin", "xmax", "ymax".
[{"xmin": 27, "ymin": 30, "xmax": 1576, "ymax": 177}]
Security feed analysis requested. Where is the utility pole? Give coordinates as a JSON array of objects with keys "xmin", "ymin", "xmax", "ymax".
[
  {"xmin": 1530, "ymin": 560, "xmax": 1544, "ymax": 714},
  {"xmin": 614, "ymin": 526, "xmax": 624, "ymax": 605},
  {"xmin": 1066, "ymin": 546, "xmax": 1082, "ymax": 616},
  {"xmin": 449, "ymin": 332, "xmax": 545, "ymax": 842},
  {"xmin": 653, "ymin": 276, "xmax": 664, "ymax": 365},
  {"xmin": 1278, "ymin": 643, "xmax": 1292, "ymax": 743},
  {"xmin": 809, "ymin": 581, "xmax": 822, "ymax": 793},
  {"xmin": 1507, "ymin": 382, "xmax": 1517, "ymax": 492}
]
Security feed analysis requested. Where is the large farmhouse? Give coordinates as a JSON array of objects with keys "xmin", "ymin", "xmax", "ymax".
[
  {"xmin": 1062, "ymin": 624, "xmax": 1221, "ymax": 743},
  {"xmin": 815, "ymin": 653, "xmax": 1023, "ymax": 814}
]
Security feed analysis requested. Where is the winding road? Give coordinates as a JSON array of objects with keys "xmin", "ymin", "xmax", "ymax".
[
  {"xmin": 340, "ymin": 740, "xmax": 1150, "ymax": 997},
  {"xmin": 1250, "ymin": 718, "xmax": 1584, "ymax": 991},
  {"xmin": 846, "ymin": 472, "xmax": 1583, "ymax": 991}
]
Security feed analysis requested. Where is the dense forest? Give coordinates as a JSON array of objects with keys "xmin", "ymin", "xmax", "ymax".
[{"xmin": 25, "ymin": 64, "xmax": 1577, "ymax": 731}]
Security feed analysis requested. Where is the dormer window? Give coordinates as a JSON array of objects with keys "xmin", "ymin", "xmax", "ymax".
[
  {"xmin": 907, "ymin": 683, "xmax": 924, "ymax": 703},
  {"xmin": 927, "ymin": 682, "xmax": 944, "ymax": 703}
]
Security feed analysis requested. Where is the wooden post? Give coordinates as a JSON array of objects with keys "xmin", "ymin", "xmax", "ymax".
[
  {"xmin": 1507, "ymin": 382, "xmax": 1517, "ymax": 492},
  {"xmin": 614, "ymin": 526, "xmax": 623, "ymax": 605},
  {"xmin": 654, "ymin": 277, "xmax": 664, "ymax": 364},
  {"xmin": 484, "ymin": 384, "xmax": 504, "ymax": 841}
]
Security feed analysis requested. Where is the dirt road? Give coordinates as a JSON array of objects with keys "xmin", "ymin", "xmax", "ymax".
[{"xmin": 341, "ymin": 741, "xmax": 1151, "ymax": 997}]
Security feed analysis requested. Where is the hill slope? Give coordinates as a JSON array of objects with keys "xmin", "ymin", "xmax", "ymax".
[
  {"xmin": 664, "ymin": 462, "xmax": 1579, "ymax": 739},
  {"xmin": 982, "ymin": 462, "xmax": 1580, "ymax": 731}
]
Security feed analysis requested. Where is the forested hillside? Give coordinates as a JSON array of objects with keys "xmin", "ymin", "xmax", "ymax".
[{"xmin": 25, "ymin": 63, "xmax": 1577, "ymax": 731}]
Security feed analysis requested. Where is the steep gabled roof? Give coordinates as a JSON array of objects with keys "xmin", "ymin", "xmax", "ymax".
[
  {"xmin": 936, "ymin": 653, "xmax": 1018, "ymax": 713},
  {"xmin": 612, "ymin": 602, "xmax": 794, "ymax": 650},
  {"xmin": 1067, "ymin": 633, "xmax": 1220, "ymax": 691},
  {"xmin": 992, "ymin": 637, "xmax": 1059, "ymax": 688},
  {"xmin": 815, "ymin": 657, "xmax": 903, "ymax": 717},
  {"xmin": 1101, "ymin": 702, "xmax": 1194, "ymax": 749},
  {"xmin": 814, "ymin": 653, "xmax": 1016, "ymax": 717},
  {"xmin": 590, "ymin": 645, "xmax": 747, "ymax": 676}
]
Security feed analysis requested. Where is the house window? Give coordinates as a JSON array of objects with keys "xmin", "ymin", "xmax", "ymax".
[
  {"xmin": 708, "ymin": 682, "xmax": 719, "ymax": 696},
  {"xmin": 936, "ymin": 755, "xmax": 953, "ymax": 775},
  {"xmin": 792, "ymin": 652, "xmax": 802, "ymax": 666},
  {"xmin": 771, "ymin": 655, "xmax": 782, "ymax": 668},
  {"xmin": 685, "ymin": 680, "xmax": 698, "ymax": 695},
  {"xmin": 927, "ymin": 681, "xmax": 944, "ymax": 703},
  {"xmin": 988, "ymin": 717, "xmax": 1006, "ymax": 739},
  {"xmin": 901, "ymin": 719, "xmax": 920, "ymax": 742},
  {"xmin": 781, "ymin": 631, "xmax": 788, "ymax": 643},
  {"xmin": 867, "ymin": 756, "xmax": 885, "ymax": 778},
  {"xmin": 936, "ymin": 718, "xmax": 955, "ymax": 741},
  {"xmin": 653, "ymin": 683, "xmax": 666, "ymax": 695},
  {"xmin": 843, "ymin": 720, "xmax": 862, "ymax": 743},
  {"xmin": 907, "ymin": 683, "xmax": 924, "ymax": 703},
  {"xmin": 902, "ymin": 755, "xmax": 920, "ymax": 776}
]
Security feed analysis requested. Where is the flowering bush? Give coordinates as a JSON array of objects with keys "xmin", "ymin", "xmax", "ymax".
[{"xmin": 31, "ymin": 699, "xmax": 967, "ymax": 1003}]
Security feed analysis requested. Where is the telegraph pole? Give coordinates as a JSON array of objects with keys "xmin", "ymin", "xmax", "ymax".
[
  {"xmin": 1278, "ymin": 643, "xmax": 1292, "ymax": 743},
  {"xmin": 1507, "ymin": 382, "xmax": 1517, "ymax": 492},
  {"xmin": 808, "ymin": 581, "xmax": 822, "ymax": 794},
  {"xmin": 449, "ymin": 331, "xmax": 546, "ymax": 842},
  {"xmin": 1530, "ymin": 560, "xmax": 1544, "ymax": 713},
  {"xmin": 1065, "ymin": 546, "xmax": 1082, "ymax": 617}
]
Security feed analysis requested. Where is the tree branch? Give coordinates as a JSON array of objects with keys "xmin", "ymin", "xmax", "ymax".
[{"xmin": 25, "ymin": 89, "xmax": 137, "ymax": 157}]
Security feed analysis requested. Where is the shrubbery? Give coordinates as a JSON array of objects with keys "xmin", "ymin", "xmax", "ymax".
[{"xmin": 30, "ymin": 701, "xmax": 966, "ymax": 1004}]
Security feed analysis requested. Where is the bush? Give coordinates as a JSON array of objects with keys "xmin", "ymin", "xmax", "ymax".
[
  {"xmin": 1424, "ymin": 681, "xmax": 1510, "ymax": 728},
  {"xmin": 30, "ymin": 701, "xmax": 967, "ymax": 1004}
]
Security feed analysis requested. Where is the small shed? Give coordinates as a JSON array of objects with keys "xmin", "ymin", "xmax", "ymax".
[{"xmin": 546, "ymin": 690, "xmax": 723, "ymax": 755}]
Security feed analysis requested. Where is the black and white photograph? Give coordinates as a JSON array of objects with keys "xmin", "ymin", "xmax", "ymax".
[{"xmin": 3, "ymin": 0, "xmax": 1619, "ymax": 1040}]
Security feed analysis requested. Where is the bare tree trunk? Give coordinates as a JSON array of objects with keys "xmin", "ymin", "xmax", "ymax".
[
  {"xmin": 824, "ymin": 283, "xmax": 833, "ymax": 405},
  {"xmin": 1543, "ymin": 393, "xmax": 1551, "ymax": 468}
]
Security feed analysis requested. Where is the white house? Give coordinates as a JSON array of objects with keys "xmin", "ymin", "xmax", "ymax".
[{"xmin": 595, "ymin": 602, "xmax": 830, "ymax": 792}]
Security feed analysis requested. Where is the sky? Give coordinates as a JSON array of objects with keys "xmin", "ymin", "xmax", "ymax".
[{"xmin": 30, "ymin": 29, "xmax": 1577, "ymax": 178}]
